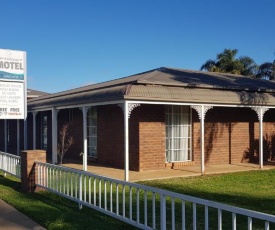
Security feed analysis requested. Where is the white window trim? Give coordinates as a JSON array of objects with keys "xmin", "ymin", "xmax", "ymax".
[
  {"xmin": 87, "ymin": 107, "xmax": 97, "ymax": 158},
  {"xmin": 165, "ymin": 105, "xmax": 192, "ymax": 162},
  {"xmin": 41, "ymin": 114, "xmax": 47, "ymax": 150}
]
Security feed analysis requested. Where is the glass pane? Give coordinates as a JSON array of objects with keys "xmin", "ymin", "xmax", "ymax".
[
  {"xmin": 166, "ymin": 138, "xmax": 172, "ymax": 150},
  {"xmin": 165, "ymin": 105, "xmax": 191, "ymax": 162},
  {"xmin": 166, "ymin": 150, "xmax": 171, "ymax": 162},
  {"xmin": 91, "ymin": 127, "xmax": 97, "ymax": 135},
  {"xmin": 87, "ymin": 107, "xmax": 97, "ymax": 157}
]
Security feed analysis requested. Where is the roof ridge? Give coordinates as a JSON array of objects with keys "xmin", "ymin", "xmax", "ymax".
[{"xmin": 136, "ymin": 68, "xmax": 164, "ymax": 82}]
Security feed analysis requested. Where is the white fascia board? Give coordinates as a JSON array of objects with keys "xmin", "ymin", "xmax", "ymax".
[
  {"xmin": 124, "ymin": 100, "xmax": 275, "ymax": 109},
  {"xmin": 27, "ymin": 99, "xmax": 275, "ymax": 113},
  {"xmin": 27, "ymin": 100, "xmax": 125, "ymax": 113}
]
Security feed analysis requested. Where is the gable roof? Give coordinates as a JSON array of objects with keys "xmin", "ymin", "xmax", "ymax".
[
  {"xmin": 27, "ymin": 67, "xmax": 275, "ymax": 110},
  {"xmin": 27, "ymin": 88, "xmax": 49, "ymax": 99},
  {"xmin": 135, "ymin": 67, "xmax": 275, "ymax": 92}
]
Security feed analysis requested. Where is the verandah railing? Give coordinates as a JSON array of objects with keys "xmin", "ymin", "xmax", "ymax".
[
  {"xmin": 0, "ymin": 151, "xmax": 21, "ymax": 179},
  {"xmin": 36, "ymin": 162, "xmax": 275, "ymax": 230}
]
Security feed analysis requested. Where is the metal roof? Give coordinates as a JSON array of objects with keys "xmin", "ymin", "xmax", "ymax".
[
  {"xmin": 27, "ymin": 67, "xmax": 275, "ymax": 110},
  {"xmin": 27, "ymin": 88, "xmax": 49, "ymax": 100},
  {"xmin": 127, "ymin": 85, "xmax": 274, "ymax": 105}
]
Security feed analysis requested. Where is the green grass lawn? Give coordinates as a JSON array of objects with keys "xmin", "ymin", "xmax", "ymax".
[
  {"xmin": 140, "ymin": 169, "xmax": 275, "ymax": 229},
  {"xmin": 0, "ymin": 172, "xmax": 137, "ymax": 230},
  {"xmin": 1, "ymin": 169, "xmax": 275, "ymax": 229},
  {"xmin": 140, "ymin": 169, "xmax": 275, "ymax": 215}
]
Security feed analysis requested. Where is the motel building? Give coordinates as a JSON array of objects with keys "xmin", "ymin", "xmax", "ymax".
[{"xmin": 1, "ymin": 67, "xmax": 275, "ymax": 181}]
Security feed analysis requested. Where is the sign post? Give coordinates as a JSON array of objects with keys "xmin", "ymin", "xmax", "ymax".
[{"xmin": 0, "ymin": 49, "xmax": 27, "ymax": 120}]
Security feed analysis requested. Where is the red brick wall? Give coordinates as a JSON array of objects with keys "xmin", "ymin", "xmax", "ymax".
[
  {"xmin": 97, "ymin": 105, "xmax": 125, "ymax": 168},
  {"xmin": 57, "ymin": 108, "xmax": 83, "ymax": 162},
  {"xmin": 192, "ymin": 107, "xmax": 275, "ymax": 165},
  {"xmin": 21, "ymin": 149, "xmax": 46, "ymax": 192},
  {"xmin": 97, "ymin": 104, "xmax": 165, "ymax": 172},
  {"xmin": 139, "ymin": 105, "xmax": 165, "ymax": 171},
  {"xmin": 129, "ymin": 106, "xmax": 140, "ymax": 171}
]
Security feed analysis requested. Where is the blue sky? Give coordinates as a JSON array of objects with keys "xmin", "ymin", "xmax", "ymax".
[{"xmin": 1, "ymin": 0, "xmax": 275, "ymax": 93}]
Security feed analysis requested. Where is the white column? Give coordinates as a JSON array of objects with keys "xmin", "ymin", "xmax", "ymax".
[
  {"xmin": 52, "ymin": 108, "xmax": 59, "ymax": 164},
  {"xmin": 201, "ymin": 106, "xmax": 205, "ymax": 174},
  {"xmin": 118, "ymin": 102, "xmax": 140, "ymax": 181},
  {"xmin": 32, "ymin": 112, "xmax": 37, "ymax": 149},
  {"xmin": 252, "ymin": 107, "xmax": 269, "ymax": 169},
  {"xmin": 124, "ymin": 101, "xmax": 129, "ymax": 181},
  {"xmin": 81, "ymin": 106, "xmax": 88, "ymax": 171},
  {"xmin": 24, "ymin": 117, "xmax": 27, "ymax": 150},
  {"xmin": 191, "ymin": 105, "xmax": 213, "ymax": 175},
  {"xmin": 259, "ymin": 109, "xmax": 263, "ymax": 169},
  {"xmin": 17, "ymin": 120, "xmax": 20, "ymax": 156},
  {"xmin": 4, "ymin": 120, "xmax": 7, "ymax": 152}
]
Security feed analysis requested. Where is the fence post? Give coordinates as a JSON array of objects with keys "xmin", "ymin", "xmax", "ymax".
[
  {"xmin": 160, "ymin": 194, "xmax": 166, "ymax": 230},
  {"xmin": 21, "ymin": 150, "xmax": 46, "ymax": 193},
  {"xmin": 79, "ymin": 174, "xmax": 83, "ymax": 210}
]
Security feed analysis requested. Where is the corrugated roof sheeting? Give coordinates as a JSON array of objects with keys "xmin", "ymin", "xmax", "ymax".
[
  {"xmin": 138, "ymin": 68, "xmax": 275, "ymax": 92},
  {"xmin": 27, "ymin": 67, "xmax": 275, "ymax": 110},
  {"xmin": 28, "ymin": 85, "xmax": 128, "ymax": 110},
  {"xmin": 127, "ymin": 85, "xmax": 275, "ymax": 105}
]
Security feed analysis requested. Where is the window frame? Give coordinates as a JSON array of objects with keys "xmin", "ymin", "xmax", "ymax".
[
  {"xmin": 41, "ymin": 114, "xmax": 48, "ymax": 150},
  {"xmin": 87, "ymin": 107, "xmax": 97, "ymax": 158},
  {"xmin": 165, "ymin": 105, "xmax": 192, "ymax": 162}
]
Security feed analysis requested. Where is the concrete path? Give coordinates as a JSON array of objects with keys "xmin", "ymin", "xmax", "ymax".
[
  {"xmin": 62, "ymin": 160, "xmax": 275, "ymax": 182},
  {"xmin": 0, "ymin": 199, "xmax": 46, "ymax": 230}
]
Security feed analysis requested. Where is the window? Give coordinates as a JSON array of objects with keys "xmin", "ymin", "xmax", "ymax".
[
  {"xmin": 165, "ymin": 105, "xmax": 192, "ymax": 162},
  {"xmin": 41, "ymin": 114, "xmax": 47, "ymax": 150},
  {"xmin": 87, "ymin": 107, "xmax": 97, "ymax": 157}
]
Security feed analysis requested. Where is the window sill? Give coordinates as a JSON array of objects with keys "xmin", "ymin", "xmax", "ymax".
[{"xmin": 165, "ymin": 161, "xmax": 194, "ymax": 169}]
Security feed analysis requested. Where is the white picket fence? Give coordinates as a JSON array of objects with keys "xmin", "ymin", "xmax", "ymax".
[
  {"xmin": 36, "ymin": 161, "xmax": 275, "ymax": 230},
  {"xmin": 0, "ymin": 151, "xmax": 21, "ymax": 178}
]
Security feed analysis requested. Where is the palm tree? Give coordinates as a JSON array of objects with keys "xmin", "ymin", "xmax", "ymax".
[
  {"xmin": 200, "ymin": 59, "xmax": 218, "ymax": 72},
  {"xmin": 216, "ymin": 49, "xmax": 240, "ymax": 73},
  {"xmin": 200, "ymin": 49, "xmax": 257, "ymax": 77}
]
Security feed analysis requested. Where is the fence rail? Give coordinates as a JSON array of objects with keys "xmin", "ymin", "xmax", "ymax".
[
  {"xmin": 0, "ymin": 151, "xmax": 21, "ymax": 179},
  {"xmin": 36, "ymin": 161, "xmax": 275, "ymax": 230}
]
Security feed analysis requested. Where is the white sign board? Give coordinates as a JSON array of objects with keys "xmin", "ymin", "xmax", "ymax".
[{"xmin": 0, "ymin": 49, "xmax": 26, "ymax": 119}]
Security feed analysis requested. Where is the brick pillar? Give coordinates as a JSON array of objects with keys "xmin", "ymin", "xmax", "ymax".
[{"xmin": 21, "ymin": 150, "xmax": 46, "ymax": 193}]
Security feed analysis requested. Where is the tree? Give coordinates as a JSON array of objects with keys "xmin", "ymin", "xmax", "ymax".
[
  {"xmin": 200, "ymin": 59, "xmax": 218, "ymax": 72},
  {"xmin": 238, "ymin": 56, "xmax": 258, "ymax": 77},
  {"xmin": 200, "ymin": 49, "xmax": 258, "ymax": 77},
  {"xmin": 256, "ymin": 61, "xmax": 275, "ymax": 80},
  {"xmin": 57, "ymin": 123, "xmax": 74, "ymax": 164}
]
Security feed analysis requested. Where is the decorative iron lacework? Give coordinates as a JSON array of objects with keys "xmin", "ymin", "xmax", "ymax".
[
  {"xmin": 52, "ymin": 108, "xmax": 60, "ymax": 118},
  {"xmin": 79, "ymin": 106, "xmax": 89, "ymax": 115},
  {"xmin": 32, "ymin": 111, "xmax": 37, "ymax": 117},
  {"xmin": 191, "ymin": 105, "xmax": 213, "ymax": 120},
  {"xmin": 118, "ymin": 103, "xmax": 140, "ymax": 118},
  {"xmin": 251, "ymin": 107, "xmax": 269, "ymax": 121}
]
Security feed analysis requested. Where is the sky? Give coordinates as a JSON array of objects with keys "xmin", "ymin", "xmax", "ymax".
[{"xmin": 1, "ymin": 0, "xmax": 275, "ymax": 93}]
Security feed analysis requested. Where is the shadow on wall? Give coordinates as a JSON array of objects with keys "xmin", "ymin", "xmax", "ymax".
[
  {"xmin": 204, "ymin": 123, "xmax": 225, "ymax": 162},
  {"xmin": 198, "ymin": 121, "xmax": 275, "ymax": 164},
  {"xmin": 242, "ymin": 133, "xmax": 275, "ymax": 163},
  {"xmin": 198, "ymin": 122, "xmax": 237, "ymax": 163}
]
